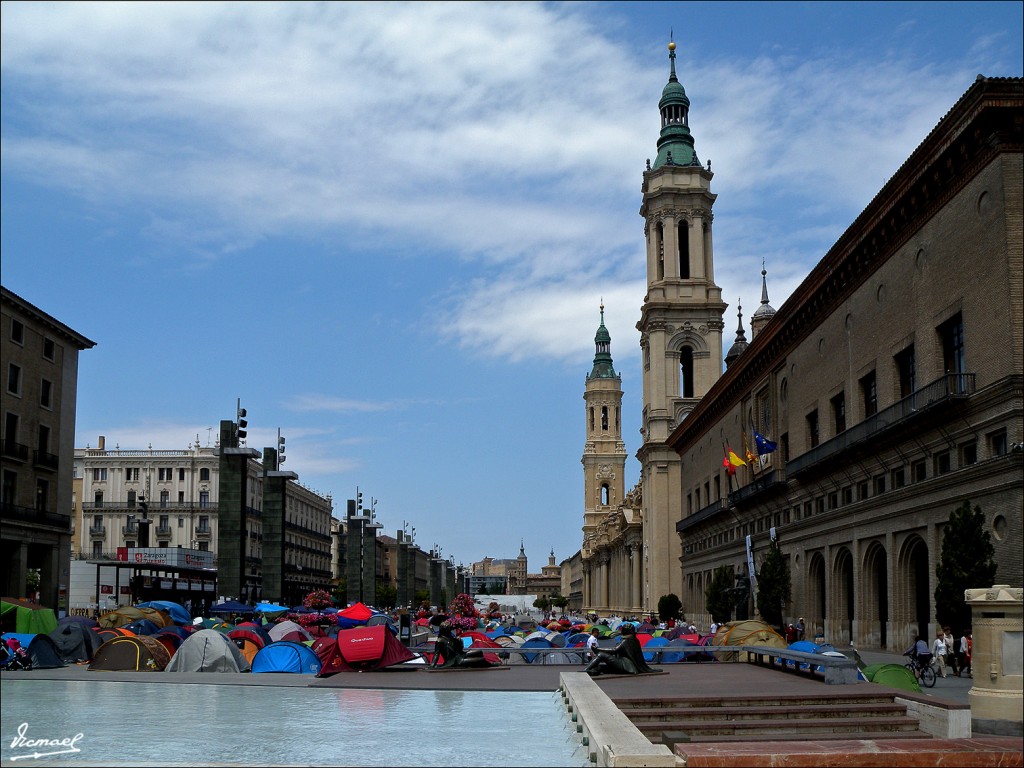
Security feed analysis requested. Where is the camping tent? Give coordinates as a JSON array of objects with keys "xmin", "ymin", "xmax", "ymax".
[
  {"xmin": 3, "ymin": 633, "xmax": 66, "ymax": 669},
  {"xmin": 98, "ymin": 606, "xmax": 169, "ymax": 629},
  {"xmin": 0, "ymin": 599, "xmax": 58, "ymax": 635},
  {"xmin": 336, "ymin": 602, "xmax": 374, "ymax": 629},
  {"xmin": 137, "ymin": 600, "xmax": 191, "ymax": 625},
  {"xmin": 227, "ymin": 627, "xmax": 270, "ymax": 665},
  {"xmin": 166, "ymin": 628, "xmax": 250, "ymax": 672},
  {"xmin": 267, "ymin": 620, "xmax": 313, "ymax": 643},
  {"xmin": 251, "ymin": 641, "xmax": 323, "ymax": 674},
  {"xmin": 711, "ymin": 619, "xmax": 786, "ymax": 661},
  {"xmin": 316, "ymin": 625, "xmax": 415, "ymax": 676},
  {"xmin": 861, "ymin": 663, "xmax": 921, "ymax": 693},
  {"xmin": 209, "ymin": 600, "xmax": 251, "ymax": 614},
  {"xmin": 49, "ymin": 622, "xmax": 104, "ymax": 663},
  {"xmin": 89, "ymin": 635, "xmax": 170, "ymax": 672}
]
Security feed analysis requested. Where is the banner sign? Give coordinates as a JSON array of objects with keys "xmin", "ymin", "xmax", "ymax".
[{"xmin": 118, "ymin": 548, "xmax": 214, "ymax": 569}]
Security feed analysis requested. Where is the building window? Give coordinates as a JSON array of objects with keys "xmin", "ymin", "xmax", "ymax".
[
  {"xmin": 199, "ymin": 491, "xmax": 210, "ymax": 508},
  {"xmin": 178, "ymin": 491, "xmax": 185, "ymax": 503},
  {"xmin": 687, "ymin": 493, "xmax": 692, "ymax": 515},
  {"xmin": 912, "ymin": 459, "xmax": 927, "ymax": 482},
  {"xmin": 126, "ymin": 467, "xmax": 139, "ymax": 482},
  {"xmin": 988, "ymin": 429, "xmax": 1008, "ymax": 456},
  {"xmin": 199, "ymin": 468, "xmax": 210, "ymax": 482},
  {"xmin": 10, "ymin": 319, "xmax": 24, "ymax": 345},
  {"xmin": 680, "ymin": 347, "xmax": 694, "ymax": 398},
  {"xmin": 934, "ymin": 451, "xmax": 951, "ymax": 475},
  {"xmin": 35, "ymin": 478, "xmax": 48, "ymax": 512},
  {"xmin": 601, "ymin": 406, "xmax": 609, "ymax": 430},
  {"xmin": 860, "ymin": 371, "xmax": 877, "ymax": 418},
  {"xmin": 37, "ymin": 424, "xmax": 50, "ymax": 455},
  {"xmin": 600, "ymin": 484, "xmax": 609, "ymax": 505},
  {"xmin": 178, "ymin": 468, "xmax": 185, "ymax": 482},
  {"xmin": 92, "ymin": 468, "xmax": 107, "ymax": 482},
  {"xmin": 938, "ymin": 312, "xmax": 965, "ymax": 375},
  {"xmin": 831, "ymin": 392, "xmax": 846, "ymax": 434},
  {"xmin": 158, "ymin": 468, "xmax": 172, "ymax": 482},
  {"xmin": 959, "ymin": 441, "xmax": 977, "ymax": 466},
  {"xmin": 842, "ymin": 486, "xmax": 853, "ymax": 505},
  {"xmin": 94, "ymin": 491, "xmax": 103, "ymax": 507},
  {"xmin": 756, "ymin": 388, "xmax": 771, "ymax": 435},
  {"xmin": 858, "ymin": 481, "xmax": 869, "ymax": 501},
  {"xmin": 198, "ymin": 515, "xmax": 210, "ymax": 532},
  {"xmin": 873, "ymin": 475, "xmax": 886, "ymax": 495},
  {"xmin": 803, "ymin": 501, "xmax": 813, "ymax": 520},
  {"xmin": 714, "ymin": 475, "xmax": 721, "ymax": 501},
  {"xmin": 828, "ymin": 491, "xmax": 838, "ymax": 510},
  {"xmin": 678, "ymin": 220, "xmax": 690, "ymax": 278},
  {"xmin": 40, "ymin": 379, "xmax": 53, "ymax": 409},
  {"xmin": 895, "ymin": 345, "xmax": 916, "ymax": 398},
  {"xmin": 43, "ymin": 338, "xmax": 55, "ymax": 360},
  {"xmin": 198, "ymin": 541, "xmax": 209, "ymax": 551},
  {"xmin": 891, "ymin": 467, "xmax": 905, "ymax": 489},
  {"xmin": 92, "ymin": 541, "xmax": 102, "ymax": 558},
  {"xmin": 815, "ymin": 497, "xmax": 825, "ymax": 515},
  {"xmin": 807, "ymin": 410, "xmax": 819, "ymax": 448},
  {"xmin": 159, "ymin": 514, "xmax": 169, "ymax": 529},
  {"xmin": 160, "ymin": 490, "xmax": 169, "ymax": 507},
  {"xmin": 7, "ymin": 364, "xmax": 21, "ymax": 396}
]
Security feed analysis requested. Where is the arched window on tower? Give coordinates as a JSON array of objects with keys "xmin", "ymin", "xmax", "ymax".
[
  {"xmin": 680, "ymin": 347, "xmax": 695, "ymax": 398},
  {"xmin": 589, "ymin": 407, "xmax": 595, "ymax": 432},
  {"xmin": 601, "ymin": 484, "xmax": 610, "ymax": 505},
  {"xmin": 601, "ymin": 406, "xmax": 609, "ymax": 430},
  {"xmin": 615, "ymin": 407, "xmax": 620, "ymax": 431},
  {"xmin": 678, "ymin": 220, "xmax": 690, "ymax": 278},
  {"xmin": 656, "ymin": 222, "xmax": 665, "ymax": 280}
]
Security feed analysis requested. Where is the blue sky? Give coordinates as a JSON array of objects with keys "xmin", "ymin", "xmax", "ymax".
[{"xmin": 2, "ymin": 1, "xmax": 1021, "ymax": 571}]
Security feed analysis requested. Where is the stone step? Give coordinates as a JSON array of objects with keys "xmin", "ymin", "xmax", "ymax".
[
  {"xmin": 613, "ymin": 693, "xmax": 900, "ymax": 710},
  {"xmin": 624, "ymin": 702, "xmax": 910, "ymax": 723},
  {"xmin": 656, "ymin": 729, "xmax": 935, "ymax": 746},
  {"xmin": 673, "ymin": 736, "xmax": 1024, "ymax": 767},
  {"xmin": 631, "ymin": 715, "xmax": 925, "ymax": 739}
]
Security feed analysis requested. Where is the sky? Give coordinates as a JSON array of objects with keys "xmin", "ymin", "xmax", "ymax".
[{"xmin": 3, "ymin": 1, "xmax": 1022, "ymax": 572}]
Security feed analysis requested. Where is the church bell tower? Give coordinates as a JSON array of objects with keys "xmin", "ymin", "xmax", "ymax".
[{"xmin": 636, "ymin": 40, "xmax": 727, "ymax": 605}]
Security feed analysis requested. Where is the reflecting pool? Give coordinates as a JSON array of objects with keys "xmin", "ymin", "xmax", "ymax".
[{"xmin": 1, "ymin": 680, "xmax": 589, "ymax": 767}]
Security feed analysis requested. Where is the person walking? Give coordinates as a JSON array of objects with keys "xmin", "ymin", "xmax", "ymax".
[
  {"xmin": 586, "ymin": 627, "xmax": 601, "ymax": 660},
  {"xmin": 796, "ymin": 618, "xmax": 806, "ymax": 641},
  {"xmin": 943, "ymin": 627, "xmax": 958, "ymax": 676},
  {"xmin": 959, "ymin": 628, "xmax": 972, "ymax": 677},
  {"xmin": 932, "ymin": 630, "xmax": 949, "ymax": 678}
]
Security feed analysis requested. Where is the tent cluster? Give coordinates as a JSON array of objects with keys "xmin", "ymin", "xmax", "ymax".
[{"xmin": 1, "ymin": 599, "xmax": 418, "ymax": 677}]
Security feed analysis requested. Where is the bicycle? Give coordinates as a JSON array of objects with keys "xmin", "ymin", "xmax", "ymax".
[{"xmin": 904, "ymin": 652, "xmax": 936, "ymax": 687}]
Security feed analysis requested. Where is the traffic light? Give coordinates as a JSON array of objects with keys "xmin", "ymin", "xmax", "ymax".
[
  {"xmin": 356, "ymin": 489, "xmax": 363, "ymax": 513},
  {"xmin": 277, "ymin": 433, "xmax": 286, "ymax": 465},
  {"xmin": 237, "ymin": 407, "xmax": 248, "ymax": 442}
]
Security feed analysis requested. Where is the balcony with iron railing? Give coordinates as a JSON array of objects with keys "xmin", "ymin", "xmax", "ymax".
[
  {"xmin": 155, "ymin": 526, "xmax": 173, "ymax": 538},
  {"xmin": 1, "ymin": 501, "xmax": 71, "ymax": 530},
  {"xmin": 122, "ymin": 524, "xmax": 139, "ymax": 536},
  {"xmin": 728, "ymin": 468, "xmax": 787, "ymax": 508},
  {"xmin": 33, "ymin": 449, "xmax": 59, "ymax": 471},
  {"xmin": 194, "ymin": 526, "xmax": 212, "ymax": 538},
  {"xmin": 88, "ymin": 525, "xmax": 106, "ymax": 537},
  {"xmin": 82, "ymin": 501, "xmax": 218, "ymax": 511},
  {"xmin": 1, "ymin": 439, "xmax": 29, "ymax": 462},
  {"xmin": 787, "ymin": 372, "xmax": 975, "ymax": 477}
]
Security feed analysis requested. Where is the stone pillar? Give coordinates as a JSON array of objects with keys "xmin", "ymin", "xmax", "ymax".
[
  {"xmin": 396, "ymin": 534, "xmax": 409, "ymax": 610},
  {"xmin": 966, "ymin": 585, "xmax": 1023, "ymax": 736}
]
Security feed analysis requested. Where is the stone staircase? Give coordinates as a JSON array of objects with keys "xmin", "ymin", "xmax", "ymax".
[{"xmin": 612, "ymin": 690, "xmax": 932, "ymax": 746}]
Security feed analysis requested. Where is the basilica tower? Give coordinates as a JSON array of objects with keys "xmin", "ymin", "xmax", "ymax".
[
  {"xmin": 636, "ymin": 41, "xmax": 727, "ymax": 604},
  {"xmin": 581, "ymin": 303, "xmax": 627, "ymax": 556}
]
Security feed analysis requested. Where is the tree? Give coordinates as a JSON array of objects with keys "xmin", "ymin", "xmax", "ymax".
[
  {"xmin": 551, "ymin": 594, "xmax": 569, "ymax": 611},
  {"xmin": 375, "ymin": 583, "xmax": 397, "ymax": 610},
  {"xmin": 533, "ymin": 596, "xmax": 551, "ymax": 613},
  {"xmin": 935, "ymin": 500, "xmax": 998, "ymax": 633},
  {"xmin": 756, "ymin": 544, "xmax": 791, "ymax": 633},
  {"xmin": 657, "ymin": 593, "xmax": 683, "ymax": 622},
  {"xmin": 706, "ymin": 565, "xmax": 735, "ymax": 624}
]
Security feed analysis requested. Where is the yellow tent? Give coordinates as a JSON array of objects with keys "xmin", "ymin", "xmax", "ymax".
[{"xmin": 711, "ymin": 619, "xmax": 786, "ymax": 661}]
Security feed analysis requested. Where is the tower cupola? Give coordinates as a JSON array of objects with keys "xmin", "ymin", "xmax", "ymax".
[
  {"xmin": 589, "ymin": 302, "xmax": 618, "ymax": 379},
  {"xmin": 653, "ymin": 40, "xmax": 699, "ymax": 169},
  {"xmin": 725, "ymin": 299, "xmax": 748, "ymax": 368}
]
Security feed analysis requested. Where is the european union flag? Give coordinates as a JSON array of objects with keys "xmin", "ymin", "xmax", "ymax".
[{"xmin": 754, "ymin": 431, "xmax": 778, "ymax": 455}]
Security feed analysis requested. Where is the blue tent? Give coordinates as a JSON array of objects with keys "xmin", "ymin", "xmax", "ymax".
[
  {"xmin": 210, "ymin": 601, "xmax": 251, "ymax": 614},
  {"xmin": 137, "ymin": 600, "xmax": 191, "ymax": 625},
  {"xmin": 642, "ymin": 636, "xmax": 670, "ymax": 662},
  {"xmin": 662, "ymin": 637, "xmax": 698, "ymax": 663},
  {"xmin": 252, "ymin": 602, "xmax": 290, "ymax": 614},
  {"xmin": 123, "ymin": 619, "xmax": 162, "ymax": 636},
  {"xmin": 521, "ymin": 637, "xmax": 553, "ymax": 664},
  {"xmin": 251, "ymin": 641, "xmax": 322, "ymax": 674}
]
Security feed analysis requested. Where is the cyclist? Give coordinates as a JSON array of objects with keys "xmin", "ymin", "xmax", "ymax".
[{"xmin": 904, "ymin": 635, "xmax": 932, "ymax": 679}]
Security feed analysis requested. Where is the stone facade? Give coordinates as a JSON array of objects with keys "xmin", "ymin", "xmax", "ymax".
[
  {"xmin": 1, "ymin": 286, "xmax": 95, "ymax": 611},
  {"xmin": 667, "ymin": 77, "xmax": 1023, "ymax": 650}
]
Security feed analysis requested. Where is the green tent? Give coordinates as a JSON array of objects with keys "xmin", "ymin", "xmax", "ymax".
[
  {"xmin": 0, "ymin": 598, "xmax": 58, "ymax": 635},
  {"xmin": 861, "ymin": 662, "xmax": 921, "ymax": 693}
]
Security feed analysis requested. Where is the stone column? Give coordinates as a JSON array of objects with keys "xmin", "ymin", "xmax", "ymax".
[{"xmin": 966, "ymin": 585, "xmax": 1023, "ymax": 736}]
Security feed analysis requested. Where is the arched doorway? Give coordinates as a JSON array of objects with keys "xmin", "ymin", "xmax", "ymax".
[
  {"xmin": 807, "ymin": 551, "xmax": 826, "ymax": 640},
  {"xmin": 896, "ymin": 534, "xmax": 931, "ymax": 647},
  {"xmin": 862, "ymin": 541, "xmax": 889, "ymax": 649},
  {"xmin": 831, "ymin": 547, "xmax": 854, "ymax": 646}
]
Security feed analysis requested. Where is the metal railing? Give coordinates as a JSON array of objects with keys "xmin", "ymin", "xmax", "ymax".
[
  {"xmin": 1, "ymin": 501, "xmax": 71, "ymax": 529},
  {"xmin": 33, "ymin": 449, "xmax": 59, "ymax": 470},
  {"xmin": 1, "ymin": 439, "xmax": 29, "ymax": 461},
  {"xmin": 788, "ymin": 373, "xmax": 974, "ymax": 476}
]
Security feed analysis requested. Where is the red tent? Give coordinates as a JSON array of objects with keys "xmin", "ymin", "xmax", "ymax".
[
  {"xmin": 455, "ymin": 631, "xmax": 502, "ymax": 664},
  {"xmin": 315, "ymin": 625, "xmax": 415, "ymax": 676},
  {"xmin": 336, "ymin": 602, "xmax": 374, "ymax": 629}
]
